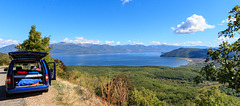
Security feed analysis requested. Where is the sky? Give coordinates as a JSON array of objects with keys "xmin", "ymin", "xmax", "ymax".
[{"xmin": 0, "ymin": 0, "xmax": 239, "ymax": 47}]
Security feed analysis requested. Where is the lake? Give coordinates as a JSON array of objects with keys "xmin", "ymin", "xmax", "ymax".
[{"xmin": 51, "ymin": 52, "xmax": 189, "ymax": 67}]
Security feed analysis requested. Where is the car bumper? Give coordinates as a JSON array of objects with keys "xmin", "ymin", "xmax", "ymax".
[{"xmin": 6, "ymin": 85, "xmax": 49, "ymax": 94}]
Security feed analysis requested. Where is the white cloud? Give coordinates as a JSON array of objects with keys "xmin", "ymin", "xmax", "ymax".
[
  {"xmin": 171, "ymin": 41, "xmax": 203, "ymax": 46},
  {"xmin": 0, "ymin": 38, "xmax": 19, "ymax": 47},
  {"xmin": 116, "ymin": 41, "xmax": 121, "ymax": 45},
  {"xmin": 127, "ymin": 40, "xmax": 131, "ymax": 43},
  {"xmin": 61, "ymin": 37, "xmax": 102, "ymax": 44},
  {"xmin": 217, "ymin": 36, "xmax": 239, "ymax": 43},
  {"xmin": 183, "ymin": 41, "xmax": 202, "ymax": 46},
  {"xmin": 105, "ymin": 40, "xmax": 115, "ymax": 44},
  {"xmin": 172, "ymin": 14, "xmax": 215, "ymax": 34},
  {"xmin": 172, "ymin": 43, "xmax": 180, "ymax": 46},
  {"xmin": 220, "ymin": 19, "xmax": 228, "ymax": 24},
  {"xmin": 220, "ymin": 17, "xmax": 237, "ymax": 25},
  {"xmin": 151, "ymin": 41, "xmax": 160, "ymax": 45},
  {"xmin": 131, "ymin": 40, "xmax": 143, "ymax": 45},
  {"xmin": 121, "ymin": 0, "xmax": 132, "ymax": 4},
  {"xmin": 136, "ymin": 42, "xmax": 143, "ymax": 45}
]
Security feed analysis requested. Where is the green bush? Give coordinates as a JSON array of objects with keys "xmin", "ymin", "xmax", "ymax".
[
  {"xmin": 0, "ymin": 53, "xmax": 11, "ymax": 66},
  {"xmin": 195, "ymin": 86, "xmax": 240, "ymax": 105},
  {"xmin": 129, "ymin": 87, "xmax": 166, "ymax": 106}
]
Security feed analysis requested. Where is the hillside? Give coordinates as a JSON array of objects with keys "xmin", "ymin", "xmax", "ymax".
[
  {"xmin": 0, "ymin": 44, "xmax": 17, "ymax": 53},
  {"xmin": 161, "ymin": 48, "xmax": 209, "ymax": 59}
]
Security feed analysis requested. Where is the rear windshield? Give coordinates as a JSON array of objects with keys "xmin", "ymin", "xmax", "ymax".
[{"xmin": 12, "ymin": 60, "xmax": 42, "ymax": 72}]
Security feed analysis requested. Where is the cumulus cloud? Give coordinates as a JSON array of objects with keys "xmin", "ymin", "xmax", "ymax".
[
  {"xmin": 151, "ymin": 41, "xmax": 160, "ymax": 45},
  {"xmin": 172, "ymin": 14, "xmax": 215, "ymax": 34},
  {"xmin": 0, "ymin": 38, "xmax": 19, "ymax": 47},
  {"xmin": 105, "ymin": 40, "xmax": 115, "ymax": 44},
  {"xmin": 116, "ymin": 41, "xmax": 121, "ymax": 45},
  {"xmin": 172, "ymin": 41, "xmax": 203, "ymax": 46},
  {"xmin": 61, "ymin": 37, "xmax": 102, "ymax": 44},
  {"xmin": 121, "ymin": 0, "xmax": 132, "ymax": 4}
]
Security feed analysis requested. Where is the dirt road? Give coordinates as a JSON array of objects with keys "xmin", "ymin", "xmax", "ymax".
[{"xmin": 0, "ymin": 66, "xmax": 57, "ymax": 106}]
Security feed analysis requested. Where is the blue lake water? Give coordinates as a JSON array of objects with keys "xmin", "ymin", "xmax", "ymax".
[{"xmin": 51, "ymin": 52, "xmax": 189, "ymax": 67}]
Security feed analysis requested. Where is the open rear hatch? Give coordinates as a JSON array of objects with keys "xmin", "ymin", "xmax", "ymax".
[
  {"xmin": 9, "ymin": 51, "xmax": 48, "ymax": 60},
  {"xmin": 8, "ymin": 51, "xmax": 48, "ymax": 88}
]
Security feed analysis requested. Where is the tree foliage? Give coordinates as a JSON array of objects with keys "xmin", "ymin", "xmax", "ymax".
[
  {"xmin": 129, "ymin": 87, "xmax": 166, "ymax": 106},
  {"xmin": 195, "ymin": 86, "xmax": 239, "ymax": 105},
  {"xmin": 15, "ymin": 25, "xmax": 52, "ymax": 53},
  {"xmin": 196, "ymin": 5, "xmax": 240, "ymax": 92},
  {"xmin": 0, "ymin": 53, "xmax": 11, "ymax": 66}
]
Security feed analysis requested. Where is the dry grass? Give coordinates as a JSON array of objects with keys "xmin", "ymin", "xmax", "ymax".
[{"xmin": 54, "ymin": 78, "xmax": 110, "ymax": 106}]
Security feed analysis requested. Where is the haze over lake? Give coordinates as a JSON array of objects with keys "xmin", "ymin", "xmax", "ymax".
[{"xmin": 52, "ymin": 52, "xmax": 189, "ymax": 67}]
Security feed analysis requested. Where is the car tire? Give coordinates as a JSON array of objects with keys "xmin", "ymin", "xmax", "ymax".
[
  {"xmin": 5, "ymin": 92, "xmax": 11, "ymax": 98},
  {"xmin": 43, "ymin": 89, "xmax": 49, "ymax": 92}
]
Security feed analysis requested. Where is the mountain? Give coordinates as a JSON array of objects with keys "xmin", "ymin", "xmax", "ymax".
[
  {"xmin": 50, "ymin": 43, "xmax": 180, "ymax": 54},
  {"xmin": 0, "ymin": 43, "xmax": 213, "ymax": 55},
  {"xmin": 160, "ymin": 48, "xmax": 209, "ymax": 59},
  {"xmin": 0, "ymin": 44, "xmax": 17, "ymax": 53}
]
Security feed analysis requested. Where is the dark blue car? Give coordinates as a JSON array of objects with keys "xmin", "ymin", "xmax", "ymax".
[{"xmin": 5, "ymin": 51, "xmax": 56, "ymax": 95}]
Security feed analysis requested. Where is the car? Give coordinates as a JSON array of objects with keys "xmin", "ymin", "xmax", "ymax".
[{"xmin": 5, "ymin": 51, "xmax": 56, "ymax": 95}]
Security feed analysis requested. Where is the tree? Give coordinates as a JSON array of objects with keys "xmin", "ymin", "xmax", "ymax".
[
  {"xmin": 195, "ymin": 5, "xmax": 240, "ymax": 92},
  {"xmin": 15, "ymin": 25, "xmax": 54, "ymax": 62},
  {"xmin": 15, "ymin": 25, "xmax": 67, "ymax": 74},
  {"xmin": 15, "ymin": 25, "xmax": 52, "ymax": 53}
]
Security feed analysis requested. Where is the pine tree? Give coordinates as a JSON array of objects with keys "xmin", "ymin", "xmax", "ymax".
[{"xmin": 15, "ymin": 25, "xmax": 52, "ymax": 53}]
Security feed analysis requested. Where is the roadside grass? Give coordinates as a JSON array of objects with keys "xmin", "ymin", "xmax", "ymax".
[{"xmin": 52, "ymin": 78, "xmax": 107, "ymax": 106}]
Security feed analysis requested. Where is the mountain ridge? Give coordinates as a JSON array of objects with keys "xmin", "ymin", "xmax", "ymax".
[
  {"xmin": 0, "ymin": 43, "xmax": 211, "ymax": 55},
  {"xmin": 160, "ymin": 48, "xmax": 209, "ymax": 59}
]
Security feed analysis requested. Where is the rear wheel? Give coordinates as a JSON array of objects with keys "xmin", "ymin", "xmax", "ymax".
[
  {"xmin": 5, "ymin": 92, "xmax": 11, "ymax": 98},
  {"xmin": 43, "ymin": 89, "xmax": 49, "ymax": 92}
]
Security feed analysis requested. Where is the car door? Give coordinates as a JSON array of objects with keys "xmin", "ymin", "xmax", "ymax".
[
  {"xmin": 43, "ymin": 60, "xmax": 56, "ymax": 85},
  {"xmin": 47, "ymin": 62, "xmax": 56, "ymax": 80}
]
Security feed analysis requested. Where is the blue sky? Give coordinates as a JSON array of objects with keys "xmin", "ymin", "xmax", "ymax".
[{"xmin": 0, "ymin": 0, "xmax": 239, "ymax": 47}]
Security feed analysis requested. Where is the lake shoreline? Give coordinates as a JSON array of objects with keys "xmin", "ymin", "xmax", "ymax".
[{"xmin": 177, "ymin": 58, "xmax": 206, "ymax": 66}]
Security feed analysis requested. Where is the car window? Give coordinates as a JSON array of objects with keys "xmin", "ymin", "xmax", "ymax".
[{"xmin": 13, "ymin": 61, "xmax": 42, "ymax": 71}]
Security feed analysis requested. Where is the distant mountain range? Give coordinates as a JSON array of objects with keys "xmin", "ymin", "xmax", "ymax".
[
  {"xmin": 161, "ymin": 48, "xmax": 209, "ymax": 58},
  {"xmin": 0, "ymin": 44, "xmax": 17, "ymax": 53},
  {"xmin": 0, "ymin": 42, "xmax": 211, "ymax": 55}
]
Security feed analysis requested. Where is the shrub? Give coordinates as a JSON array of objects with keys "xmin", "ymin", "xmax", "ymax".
[
  {"xmin": 195, "ymin": 86, "xmax": 239, "ymax": 105},
  {"xmin": 129, "ymin": 87, "xmax": 166, "ymax": 106}
]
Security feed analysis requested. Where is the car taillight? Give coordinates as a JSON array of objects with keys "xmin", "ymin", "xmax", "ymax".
[
  {"xmin": 46, "ymin": 74, "xmax": 49, "ymax": 81},
  {"xmin": 7, "ymin": 76, "xmax": 11, "ymax": 84}
]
